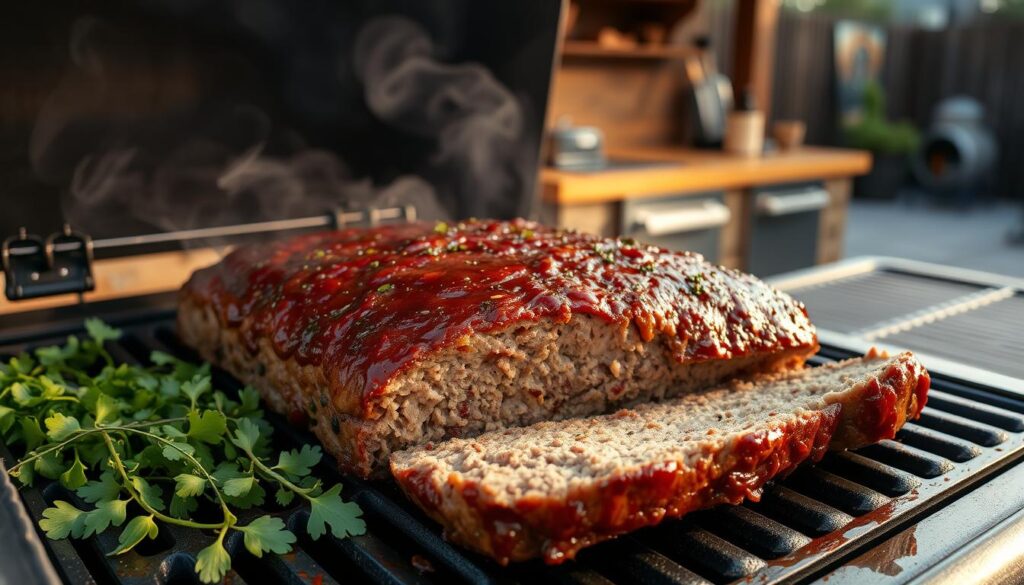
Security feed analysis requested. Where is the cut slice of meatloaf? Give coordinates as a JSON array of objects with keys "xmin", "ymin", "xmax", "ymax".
[
  {"xmin": 390, "ymin": 350, "xmax": 930, "ymax": 564},
  {"xmin": 178, "ymin": 219, "xmax": 818, "ymax": 478}
]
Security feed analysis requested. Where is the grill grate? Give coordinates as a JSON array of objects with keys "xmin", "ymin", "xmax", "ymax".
[
  {"xmin": 878, "ymin": 293, "xmax": 1024, "ymax": 380},
  {"xmin": 785, "ymin": 270, "xmax": 988, "ymax": 334},
  {"xmin": 777, "ymin": 261, "xmax": 1024, "ymax": 384},
  {"xmin": 4, "ymin": 315, "xmax": 1024, "ymax": 585}
]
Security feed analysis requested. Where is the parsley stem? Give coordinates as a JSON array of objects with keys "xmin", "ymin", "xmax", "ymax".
[
  {"xmin": 101, "ymin": 431, "xmax": 225, "ymax": 531},
  {"xmin": 115, "ymin": 427, "xmax": 235, "ymax": 527},
  {"xmin": 248, "ymin": 452, "xmax": 315, "ymax": 500},
  {"xmin": 6, "ymin": 428, "xmax": 106, "ymax": 474},
  {"xmin": 5, "ymin": 416, "xmax": 191, "ymax": 476}
]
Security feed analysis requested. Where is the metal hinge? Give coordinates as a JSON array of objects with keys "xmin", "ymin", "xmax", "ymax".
[{"xmin": 2, "ymin": 205, "xmax": 417, "ymax": 302}]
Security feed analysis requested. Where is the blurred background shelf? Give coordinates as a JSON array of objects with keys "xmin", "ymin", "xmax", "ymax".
[{"xmin": 561, "ymin": 40, "xmax": 699, "ymax": 59}]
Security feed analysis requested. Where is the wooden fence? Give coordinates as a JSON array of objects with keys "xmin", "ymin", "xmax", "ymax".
[{"xmin": 709, "ymin": 8, "xmax": 1024, "ymax": 200}]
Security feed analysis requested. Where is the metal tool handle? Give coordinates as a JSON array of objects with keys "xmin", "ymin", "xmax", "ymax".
[
  {"xmin": 638, "ymin": 200, "xmax": 731, "ymax": 236},
  {"xmin": 756, "ymin": 188, "xmax": 830, "ymax": 217}
]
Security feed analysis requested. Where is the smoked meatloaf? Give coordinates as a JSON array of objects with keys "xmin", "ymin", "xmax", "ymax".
[
  {"xmin": 391, "ymin": 351, "xmax": 930, "ymax": 564},
  {"xmin": 178, "ymin": 219, "xmax": 818, "ymax": 477}
]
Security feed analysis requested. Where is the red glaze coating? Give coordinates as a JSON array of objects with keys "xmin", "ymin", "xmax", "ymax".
[
  {"xmin": 182, "ymin": 219, "xmax": 816, "ymax": 415},
  {"xmin": 391, "ymin": 352, "xmax": 931, "ymax": 564},
  {"xmin": 395, "ymin": 406, "xmax": 842, "ymax": 565},
  {"xmin": 828, "ymin": 351, "xmax": 930, "ymax": 449}
]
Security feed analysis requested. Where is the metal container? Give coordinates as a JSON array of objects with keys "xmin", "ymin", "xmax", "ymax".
[
  {"xmin": 747, "ymin": 182, "xmax": 831, "ymax": 276},
  {"xmin": 620, "ymin": 192, "xmax": 730, "ymax": 262}
]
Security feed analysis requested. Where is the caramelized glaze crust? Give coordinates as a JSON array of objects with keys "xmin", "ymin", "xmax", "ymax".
[
  {"xmin": 179, "ymin": 219, "xmax": 818, "ymax": 476},
  {"xmin": 391, "ymin": 352, "xmax": 930, "ymax": 564}
]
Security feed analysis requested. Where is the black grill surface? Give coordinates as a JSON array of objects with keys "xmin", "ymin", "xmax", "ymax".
[{"xmin": 4, "ymin": 314, "xmax": 1024, "ymax": 585}]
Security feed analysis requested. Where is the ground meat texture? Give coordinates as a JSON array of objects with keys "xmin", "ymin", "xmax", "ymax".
[
  {"xmin": 390, "ymin": 351, "xmax": 930, "ymax": 564},
  {"xmin": 177, "ymin": 219, "xmax": 818, "ymax": 477}
]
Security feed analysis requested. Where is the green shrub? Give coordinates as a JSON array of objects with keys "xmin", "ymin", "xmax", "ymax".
[{"xmin": 843, "ymin": 81, "xmax": 920, "ymax": 155}]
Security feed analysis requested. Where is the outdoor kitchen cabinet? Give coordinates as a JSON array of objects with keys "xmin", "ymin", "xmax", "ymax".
[{"xmin": 541, "ymin": 145, "xmax": 866, "ymax": 274}]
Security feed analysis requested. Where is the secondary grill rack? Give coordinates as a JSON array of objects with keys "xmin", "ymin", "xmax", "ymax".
[
  {"xmin": 770, "ymin": 257, "xmax": 1024, "ymax": 393},
  {"xmin": 4, "ymin": 311, "xmax": 1024, "ymax": 585}
]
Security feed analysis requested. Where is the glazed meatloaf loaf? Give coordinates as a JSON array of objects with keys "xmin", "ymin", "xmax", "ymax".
[
  {"xmin": 178, "ymin": 219, "xmax": 818, "ymax": 477},
  {"xmin": 391, "ymin": 351, "xmax": 930, "ymax": 564}
]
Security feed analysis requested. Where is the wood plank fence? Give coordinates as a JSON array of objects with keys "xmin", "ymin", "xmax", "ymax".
[{"xmin": 708, "ymin": 7, "xmax": 1024, "ymax": 200}]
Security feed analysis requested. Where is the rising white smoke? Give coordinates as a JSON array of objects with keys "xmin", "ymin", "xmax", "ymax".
[
  {"xmin": 353, "ymin": 15, "xmax": 525, "ymax": 217},
  {"xmin": 28, "ymin": 12, "xmax": 527, "ymax": 241}
]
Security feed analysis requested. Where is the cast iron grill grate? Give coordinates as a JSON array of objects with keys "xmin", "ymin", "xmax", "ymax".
[{"xmin": 4, "ymin": 315, "xmax": 1024, "ymax": 585}]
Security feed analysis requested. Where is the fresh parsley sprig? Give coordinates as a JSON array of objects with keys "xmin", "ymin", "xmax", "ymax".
[{"xmin": 0, "ymin": 318, "xmax": 366, "ymax": 583}]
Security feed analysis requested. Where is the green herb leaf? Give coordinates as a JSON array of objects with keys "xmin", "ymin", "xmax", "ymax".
[
  {"xmin": 222, "ymin": 475, "xmax": 255, "ymax": 498},
  {"xmin": 181, "ymin": 376, "xmax": 212, "ymax": 404},
  {"xmin": 39, "ymin": 500, "xmax": 86, "ymax": 539},
  {"xmin": 275, "ymin": 487, "xmax": 296, "ymax": 507},
  {"xmin": 195, "ymin": 539, "xmax": 231, "ymax": 583},
  {"xmin": 0, "ymin": 404, "xmax": 16, "ymax": 434},
  {"xmin": 10, "ymin": 384, "xmax": 33, "ymax": 408},
  {"xmin": 44, "ymin": 412, "xmax": 81, "ymax": 441},
  {"xmin": 173, "ymin": 473, "xmax": 206, "ymax": 498},
  {"xmin": 19, "ymin": 417, "xmax": 46, "ymax": 450},
  {"xmin": 34, "ymin": 450, "xmax": 67, "ymax": 480},
  {"xmin": 170, "ymin": 494, "xmax": 199, "ymax": 519},
  {"xmin": 130, "ymin": 476, "xmax": 165, "ymax": 511},
  {"xmin": 108, "ymin": 514, "xmax": 158, "ymax": 556},
  {"xmin": 82, "ymin": 499, "xmax": 128, "ymax": 537},
  {"xmin": 85, "ymin": 318, "xmax": 122, "ymax": 344},
  {"xmin": 187, "ymin": 410, "xmax": 227, "ymax": 444},
  {"xmin": 230, "ymin": 418, "xmax": 261, "ymax": 452},
  {"xmin": 238, "ymin": 516, "xmax": 296, "ymax": 558},
  {"xmin": 149, "ymin": 351, "xmax": 177, "ymax": 366},
  {"xmin": 161, "ymin": 441, "xmax": 196, "ymax": 462},
  {"xmin": 274, "ymin": 444, "xmax": 322, "ymax": 478},
  {"xmin": 77, "ymin": 472, "xmax": 121, "ymax": 503},
  {"xmin": 94, "ymin": 393, "xmax": 121, "ymax": 426},
  {"xmin": 59, "ymin": 453, "xmax": 88, "ymax": 490},
  {"xmin": 307, "ymin": 484, "xmax": 367, "ymax": 540},
  {"xmin": 237, "ymin": 387, "xmax": 260, "ymax": 414}
]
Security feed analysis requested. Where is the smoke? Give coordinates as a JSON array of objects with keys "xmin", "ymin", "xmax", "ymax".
[
  {"xmin": 28, "ymin": 11, "xmax": 526, "ymax": 243},
  {"xmin": 353, "ymin": 16, "xmax": 525, "ymax": 217}
]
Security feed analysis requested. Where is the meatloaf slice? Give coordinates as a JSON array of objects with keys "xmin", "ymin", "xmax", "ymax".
[
  {"xmin": 178, "ymin": 219, "xmax": 817, "ymax": 478},
  {"xmin": 390, "ymin": 350, "xmax": 930, "ymax": 564}
]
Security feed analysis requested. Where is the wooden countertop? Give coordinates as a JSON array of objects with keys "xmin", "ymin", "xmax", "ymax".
[{"xmin": 541, "ymin": 146, "xmax": 872, "ymax": 204}]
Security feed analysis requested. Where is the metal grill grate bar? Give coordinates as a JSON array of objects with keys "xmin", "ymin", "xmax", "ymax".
[
  {"xmin": 915, "ymin": 409, "xmax": 1008, "ymax": 447},
  {"xmin": 922, "ymin": 390, "xmax": 1024, "ymax": 432},
  {"xmin": 695, "ymin": 507, "xmax": 810, "ymax": 560},
  {"xmin": 784, "ymin": 468, "xmax": 889, "ymax": 516},
  {"xmin": 756, "ymin": 486, "xmax": 854, "ymax": 536},
  {"xmin": 651, "ymin": 525, "xmax": 767, "ymax": 583},
  {"xmin": 896, "ymin": 424, "xmax": 982, "ymax": 463},
  {"xmin": 856, "ymin": 441, "xmax": 955, "ymax": 479},
  {"xmin": 585, "ymin": 537, "xmax": 712, "ymax": 585},
  {"xmin": 817, "ymin": 452, "xmax": 921, "ymax": 497}
]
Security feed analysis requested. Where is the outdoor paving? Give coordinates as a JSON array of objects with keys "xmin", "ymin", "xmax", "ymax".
[{"xmin": 843, "ymin": 200, "xmax": 1024, "ymax": 278}]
